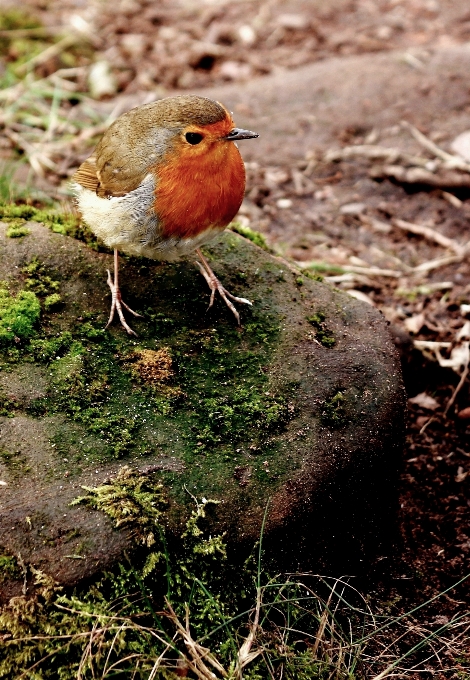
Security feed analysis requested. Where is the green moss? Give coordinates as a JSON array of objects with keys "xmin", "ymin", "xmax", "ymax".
[
  {"xmin": 0, "ymin": 447, "xmax": 30, "ymax": 477},
  {"xmin": 302, "ymin": 268, "xmax": 324, "ymax": 283},
  {"xmin": 43, "ymin": 293, "xmax": 62, "ymax": 310},
  {"xmin": 304, "ymin": 261, "xmax": 344, "ymax": 275},
  {"xmin": 306, "ymin": 312, "xmax": 336, "ymax": 348},
  {"xmin": 229, "ymin": 221, "xmax": 270, "ymax": 251},
  {"xmin": 71, "ymin": 465, "xmax": 167, "ymax": 556},
  {"xmin": 0, "ymin": 554, "xmax": 20, "ymax": 583},
  {"xmin": 5, "ymin": 222, "xmax": 30, "ymax": 238},
  {"xmin": 321, "ymin": 390, "xmax": 346, "ymax": 427},
  {"xmin": 0, "ymin": 471, "xmax": 236, "ymax": 679},
  {"xmin": 0, "ymin": 393, "xmax": 20, "ymax": 417},
  {"xmin": 0, "ymin": 286, "xmax": 40, "ymax": 344},
  {"xmin": 22, "ymin": 257, "xmax": 60, "ymax": 296},
  {"xmin": 0, "ymin": 204, "xmax": 83, "ymax": 240},
  {"xmin": 29, "ymin": 332, "xmax": 73, "ymax": 362}
]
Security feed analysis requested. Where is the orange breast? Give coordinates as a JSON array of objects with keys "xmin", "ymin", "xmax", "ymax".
[{"xmin": 153, "ymin": 139, "xmax": 246, "ymax": 240}]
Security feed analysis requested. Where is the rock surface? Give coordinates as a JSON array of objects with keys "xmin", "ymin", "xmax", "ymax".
[{"xmin": 0, "ymin": 221, "xmax": 404, "ymax": 596}]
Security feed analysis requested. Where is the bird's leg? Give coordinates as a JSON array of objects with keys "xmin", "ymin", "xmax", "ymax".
[
  {"xmin": 105, "ymin": 248, "xmax": 142, "ymax": 336},
  {"xmin": 195, "ymin": 248, "xmax": 252, "ymax": 325}
]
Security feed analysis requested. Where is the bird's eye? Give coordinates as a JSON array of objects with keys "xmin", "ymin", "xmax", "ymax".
[{"xmin": 185, "ymin": 132, "xmax": 203, "ymax": 145}]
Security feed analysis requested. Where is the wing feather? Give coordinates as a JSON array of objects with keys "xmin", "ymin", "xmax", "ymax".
[{"xmin": 73, "ymin": 158, "xmax": 102, "ymax": 194}]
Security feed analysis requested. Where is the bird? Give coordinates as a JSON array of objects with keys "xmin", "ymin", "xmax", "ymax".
[{"xmin": 72, "ymin": 94, "xmax": 259, "ymax": 336}]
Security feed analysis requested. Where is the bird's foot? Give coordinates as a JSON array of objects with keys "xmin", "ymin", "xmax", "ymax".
[
  {"xmin": 195, "ymin": 254, "xmax": 252, "ymax": 325},
  {"xmin": 105, "ymin": 269, "xmax": 142, "ymax": 336}
]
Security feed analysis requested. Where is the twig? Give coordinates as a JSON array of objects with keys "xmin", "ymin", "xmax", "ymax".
[
  {"xmin": 301, "ymin": 262, "xmax": 403, "ymax": 277},
  {"xmin": 401, "ymin": 121, "xmax": 470, "ymax": 172},
  {"xmin": 444, "ymin": 364, "xmax": 470, "ymax": 416},
  {"xmin": 325, "ymin": 145, "xmax": 431, "ymax": 168},
  {"xmin": 393, "ymin": 218, "xmax": 464, "ymax": 255},
  {"xmin": 4, "ymin": 127, "xmax": 63, "ymax": 175},
  {"xmin": 411, "ymin": 254, "xmax": 466, "ymax": 274},
  {"xmin": 369, "ymin": 164, "xmax": 470, "ymax": 188}
]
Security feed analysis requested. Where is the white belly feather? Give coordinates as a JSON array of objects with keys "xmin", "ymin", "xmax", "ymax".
[{"xmin": 72, "ymin": 174, "xmax": 222, "ymax": 261}]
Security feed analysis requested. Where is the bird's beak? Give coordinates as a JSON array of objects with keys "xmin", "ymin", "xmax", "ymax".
[{"xmin": 225, "ymin": 128, "xmax": 259, "ymax": 141}]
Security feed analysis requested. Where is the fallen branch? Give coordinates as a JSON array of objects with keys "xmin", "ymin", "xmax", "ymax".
[
  {"xmin": 369, "ymin": 164, "xmax": 470, "ymax": 188},
  {"xmin": 325, "ymin": 144, "xmax": 432, "ymax": 168},
  {"xmin": 401, "ymin": 121, "xmax": 470, "ymax": 173}
]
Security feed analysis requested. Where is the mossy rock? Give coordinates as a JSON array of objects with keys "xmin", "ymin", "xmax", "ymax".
[{"xmin": 0, "ymin": 221, "xmax": 404, "ymax": 595}]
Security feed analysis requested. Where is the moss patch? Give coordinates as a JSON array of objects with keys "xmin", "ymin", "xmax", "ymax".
[
  {"xmin": 307, "ymin": 312, "xmax": 336, "ymax": 348},
  {"xmin": 0, "ymin": 554, "xmax": 20, "ymax": 583},
  {"xmin": 321, "ymin": 390, "xmax": 346, "ymax": 427},
  {"xmin": 0, "ymin": 203, "xmax": 86, "ymax": 242},
  {"xmin": 22, "ymin": 257, "xmax": 61, "ymax": 296},
  {"xmin": 5, "ymin": 222, "xmax": 30, "ymax": 238},
  {"xmin": 229, "ymin": 220, "xmax": 270, "ymax": 251},
  {"xmin": 0, "ymin": 285, "xmax": 40, "ymax": 344}
]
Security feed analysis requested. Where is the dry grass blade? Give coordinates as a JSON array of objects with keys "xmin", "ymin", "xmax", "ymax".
[
  {"xmin": 164, "ymin": 599, "xmax": 229, "ymax": 679},
  {"xmin": 236, "ymin": 584, "xmax": 263, "ymax": 676},
  {"xmin": 16, "ymin": 34, "xmax": 83, "ymax": 77}
]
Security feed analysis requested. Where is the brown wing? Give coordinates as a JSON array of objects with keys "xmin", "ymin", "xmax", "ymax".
[{"xmin": 72, "ymin": 157, "xmax": 102, "ymax": 194}]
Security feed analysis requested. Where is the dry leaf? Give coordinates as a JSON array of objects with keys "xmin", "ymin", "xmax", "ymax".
[
  {"xmin": 457, "ymin": 406, "xmax": 470, "ymax": 419},
  {"xmin": 404, "ymin": 313, "xmax": 425, "ymax": 334},
  {"xmin": 408, "ymin": 392, "xmax": 440, "ymax": 411},
  {"xmin": 450, "ymin": 130, "xmax": 470, "ymax": 162},
  {"xmin": 455, "ymin": 466, "xmax": 468, "ymax": 483},
  {"xmin": 346, "ymin": 289, "xmax": 375, "ymax": 305}
]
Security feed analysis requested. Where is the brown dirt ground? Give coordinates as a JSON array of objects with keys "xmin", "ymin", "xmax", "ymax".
[{"xmin": 1, "ymin": 0, "xmax": 470, "ymax": 675}]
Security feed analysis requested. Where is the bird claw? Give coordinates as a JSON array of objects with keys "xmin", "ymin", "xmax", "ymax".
[
  {"xmin": 195, "ymin": 251, "xmax": 252, "ymax": 326},
  {"xmin": 105, "ymin": 268, "xmax": 142, "ymax": 336}
]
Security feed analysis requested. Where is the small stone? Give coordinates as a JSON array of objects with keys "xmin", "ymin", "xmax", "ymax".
[
  {"xmin": 276, "ymin": 198, "xmax": 293, "ymax": 209},
  {"xmin": 277, "ymin": 13, "xmax": 309, "ymax": 30},
  {"xmin": 346, "ymin": 289, "xmax": 375, "ymax": 306},
  {"xmin": 88, "ymin": 61, "xmax": 117, "ymax": 99},
  {"xmin": 340, "ymin": 202, "xmax": 366, "ymax": 215},
  {"xmin": 404, "ymin": 313, "xmax": 425, "ymax": 335},
  {"xmin": 238, "ymin": 25, "xmax": 256, "ymax": 46},
  {"xmin": 409, "ymin": 392, "xmax": 440, "ymax": 411},
  {"xmin": 121, "ymin": 33, "xmax": 146, "ymax": 59},
  {"xmin": 219, "ymin": 61, "xmax": 252, "ymax": 80}
]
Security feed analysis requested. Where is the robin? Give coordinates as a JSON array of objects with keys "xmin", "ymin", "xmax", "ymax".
[{"xmin": 72, "ymin": 94, "xmax": 259, "ymax": 335}]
